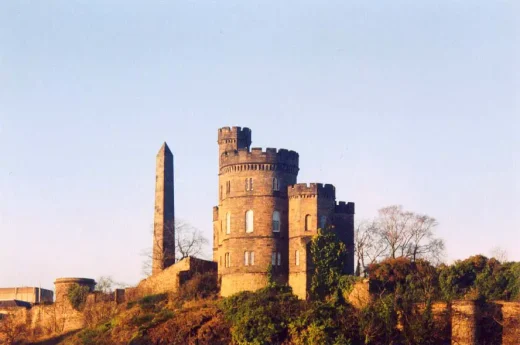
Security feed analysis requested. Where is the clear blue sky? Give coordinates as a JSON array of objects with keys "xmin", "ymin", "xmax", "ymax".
[{"xmin": 0, "ymin": 1, "xmax": 518, "ymax": 290}]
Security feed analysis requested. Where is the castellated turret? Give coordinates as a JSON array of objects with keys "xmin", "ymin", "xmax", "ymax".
[
  {"xmin": 213, "ymin": 126, "xmax": 354, "ymax": 298},
  {"xmin": 214, "ymin": 127, "xmax": 299, "ymax": 296},
  {"xmin": 287, "ymin": 183, "xmax": 355, "ymax": 299}
]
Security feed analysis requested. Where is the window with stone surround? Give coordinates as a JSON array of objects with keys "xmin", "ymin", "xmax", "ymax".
[
  {"xmin": 225, "ymin": 253, "xmax": 230, "ymax": 267},
  {"xmin": 226, "ymin": 212, "xmax": 231, "ymax": 234},
  {"xmin": 272, "ymin": 252, "xmax": 281, "ymax": 266},
  {"xmin": 245, "ymin": 177, "xmax": 253, "ymax": 191},
  {"xmin": 272, "ymin": 177, "xmax": 280, "ymax": 191},
  {"xmin": 305, "ymin": 214, "xmax": 312, "ymax": 231},
  {"xmin": 295, "ymin": 250, "xmax": 300, "ymax": 266},
  {"xmin": 245, "ymin": 210, "xmax": 254, "ymax": 233},
  {"xmin": 319, "ymin": 215, "xmax": 327, "ymax": 229},
  {"xmin": 272, "ymin": 211, "xmax": 280, "ymax": 232},
  {"xmin": 244, "ymin": 251, "xmax": 255, "ymax": 266}
]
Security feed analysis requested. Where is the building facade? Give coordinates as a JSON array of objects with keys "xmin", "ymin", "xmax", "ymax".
[{"xmin": 213, "ymin": 126, "xmax": 355, "ymax": 298}]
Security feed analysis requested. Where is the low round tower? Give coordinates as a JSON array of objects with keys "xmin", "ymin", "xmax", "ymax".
[
  {"xmin": 54, "ymin": 277, "xmax": 96, "ymax": 305},
  {"xmin": 214, "ymin": 126, "xmax": 299, "ymax": 297}
]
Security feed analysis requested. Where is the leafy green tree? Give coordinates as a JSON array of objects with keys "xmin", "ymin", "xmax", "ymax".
[{"xmin": 310, "ymin": 227, "xmax": 347, "ymax": 301}]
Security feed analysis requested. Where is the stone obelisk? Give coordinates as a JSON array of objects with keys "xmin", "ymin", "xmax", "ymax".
[{"xmin": 152, "ymin": 142, "xmax": 175, "ymax": 275}]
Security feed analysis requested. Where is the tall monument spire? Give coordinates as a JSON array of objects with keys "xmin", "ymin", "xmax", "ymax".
[{"xmin": 152, "ymin": 142, "xmax": 175, "ymax": 275}]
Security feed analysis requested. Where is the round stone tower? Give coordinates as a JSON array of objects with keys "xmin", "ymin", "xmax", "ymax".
[
  {"xmin": 54, "ymin": 277, "xmax": 96, "ymax": 305},
  {"xmin": 214, "ymin": 126, "xmax": 299, "ymax": 297}
]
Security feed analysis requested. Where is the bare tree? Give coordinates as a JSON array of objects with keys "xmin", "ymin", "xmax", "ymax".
[
  {"xmin": 405, "ymin": 214, "xmax": 444, "ymax": 263},
  {"xmin": 490, "ymin": 246, "xmax": 509, "ymax": 262},
  {"xmin": 141, "ymin": 219, "xmax": 209, "ymax": 276},
  {"xmin": 372, "ymin": 205, "xmax": 444, "ymax": 263},
  {"xmin": 357, "ymin": 205, "xmax": 444, "ymax": 268},
  {"xmin": 95, "ymin": 276, "xmax": 128, "ymax": 294},
  {"xmin": 355, "ymin": 220, "xmax": 388, "ymax": 276}
]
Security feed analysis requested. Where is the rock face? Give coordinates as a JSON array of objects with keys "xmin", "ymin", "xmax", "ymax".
[
  {"xmin": 153, "ymin": 142, "xmax": 175, "ymax": 275},
  {"xmin": 213, "ymin": 126, "xmax": 355, "ymax": 298}
]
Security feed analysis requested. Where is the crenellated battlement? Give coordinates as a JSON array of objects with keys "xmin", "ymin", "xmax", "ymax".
[
  {"xmin": 335, "ymin": 201, "xmax": 355, "ymax": 214},
  {"xmin": 220, "ymin": 147, "xmax": 299, "ymax": 170},
  {"xmin": 288, "ymin": 183, "xmax": 336, "ymax": 199},
  {"xmin": 218, "ymin": 126, "xmax": 252, "ymax": 143}
]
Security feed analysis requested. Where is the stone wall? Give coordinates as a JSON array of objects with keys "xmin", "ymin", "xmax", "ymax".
[{"xmin": 136, "ymin": 256, "xmax": 217, "ymax": 297}]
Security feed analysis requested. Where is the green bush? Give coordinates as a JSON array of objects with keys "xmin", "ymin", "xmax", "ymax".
[
  {"xmin": 289, "ymin": 301, "xmax": 357, "ymax": 345},
  {"xmin": 220, "ymin": 285, "xmax": 301, "ymax": 345},
  {"xmin": 67, "ymin": 284, "xmax": 91, "ymax": 311}
]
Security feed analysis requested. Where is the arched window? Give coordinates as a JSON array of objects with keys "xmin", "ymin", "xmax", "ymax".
[
  {"xmin": 272, "ymin": 177, "xmax": 280, "ymax": 191},
  {"xmin": 272, "ymin": 211, "xmax": 280, "ymax": 232},
  {"xmin": 245, "ymin": 210, "xmax": 254, "ymax": 233},
  {"xmin": 319, "ymin": 215, "xmax": 327, "ymax": 229},
  {"xmin": 305, "ymin": 214, "xmax": 312, "ymax": 231},
  {"xmin": 295, "ymin": 250, "xmax": 300, "ymax": 266},
  {"xmin": 244, "ymin": 251, "xmax": 249, "ymax": 266},
  {"xmin": 226, "ymin": 212, "xmax": 231, "ymax": 234}
]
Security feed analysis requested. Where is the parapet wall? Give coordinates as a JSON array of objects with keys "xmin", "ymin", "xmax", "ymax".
[
  {"xmin": 220, "ymin": 147, "xmax": 299, "ymax": 172},
  {"xmin": 288, "ymin": 183, "xmax": 336, "ymax": 199},
  {"xmin": 135, "ymin": 256, "xmax": 217, "ymax": 297},
  {"xmin": 335, "ymin": 201, "xmax": 355, "ymax": 214},
  {"xmin": 218, "ymin": 126, "xmax": 252, "ymax": 143}
]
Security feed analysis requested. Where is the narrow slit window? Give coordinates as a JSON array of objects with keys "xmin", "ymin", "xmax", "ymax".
[
  {"xmin": 305, "ymin": 214, "xmax": 311, "ymax": 231},
  {"xmin": 245, "ymin": 210, "xmax": 254, "ymax": 233},
  {"xmin": 272, "ymin": 211, "xmax": 281, "ymax": 232},
  {"xmin": 226, "ymin": 212, "xmax": 231, "ymax": 234}
]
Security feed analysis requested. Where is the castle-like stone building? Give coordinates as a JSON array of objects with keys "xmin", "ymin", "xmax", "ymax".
[{"xmin": 213, "ymin": 126, "xmax": 355, "ymax": 298}]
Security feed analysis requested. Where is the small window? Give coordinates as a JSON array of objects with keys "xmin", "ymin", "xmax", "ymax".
[
  {"xmin": 272, "ymin": 211, "xmax": 281, "ymax": 232},
  {"xmin": 226, "ymin": 212, "xmax": 231, "ymax": 234},
  {"xmin": 319, "ymin": 215, "xmax": 327, "ymax": 229},
  {"xmin": 245, "ymin": 178, "xmax": 253, "ymax": 191},
  {"xmin": 295, "ymin": 250, "xmax": 300, "ymax": 266},
  {"xmin": 305, "ymin": 214, "xmax": 312, "ymax": 231},
  {"xmin": 225, "ymin": 253, "xmax": 231, "ymax": 268},
  {"xmin": 244, "ymin": 251, "xmax": 255, "ymax": 266},
  {"xmin": 245, "ymin": 210, "xmax": 254, "ymax": 233},
  {"xmin": 226, "ymin": 181, "xmax": 231, "ymax": 195},
  {"xmin": 271, "ymin": 252, "xmax": 276, "ymax": 265},
  {"xmin": 277, "ymin": 252, "xmax": 281, "ymax": 266},
  {"xmin": 272, "ymin": 178, "xmax": 280, "ymax": 191},
  {"xmin": 220, "ymin": 185, "xmax": 223, "ymax": 200}
]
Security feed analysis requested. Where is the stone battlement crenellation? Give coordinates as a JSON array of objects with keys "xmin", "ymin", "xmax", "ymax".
[
  {"xmin": 288, "ymin": 183, "xmax": 336, "ymax": 199},
  {"xmin": 220, "ymin": 147, "xmax": 299, "ymax": 168},
  {"xmin": 335, "ymin": 201, "xmax": 355, "ymax": 214}
]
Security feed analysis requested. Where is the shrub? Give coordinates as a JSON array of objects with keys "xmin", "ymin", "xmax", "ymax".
[
  {"xmin": 137, "ymin": 293, "xmax": 168, "ymax": 312},
  {"xmin": 67, "ymin": 284, "xmax": 91, "ymax": 311},
  {"xmin": 220, "ymin": 285, "xmax": 301, "ymax": 345},
  {"xmin": 289, "ymin": 301, "xmax": 358, "ymax": 345},
  {"xmin": 178, "ymin": 272, "xmax": 218, "ymax": 300}
]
